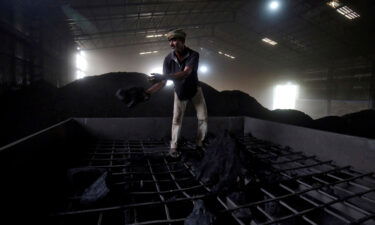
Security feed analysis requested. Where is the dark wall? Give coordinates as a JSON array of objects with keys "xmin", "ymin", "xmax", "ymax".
[
  {"xmin": 0, "ymin": 0, "xmax": 76, "ymax": 94},
  {"xmin": 296, "ymin": 62, "xmax": 374, "ymax": 118},
  {"xmin": 0, "ymin": 119, "xmax": 92, "ymax": 225}
]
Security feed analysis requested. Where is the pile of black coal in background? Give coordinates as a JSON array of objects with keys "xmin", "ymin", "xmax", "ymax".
[{"xmin": 1, "ymin": 72, "xmax": 374, "ymax": 146}]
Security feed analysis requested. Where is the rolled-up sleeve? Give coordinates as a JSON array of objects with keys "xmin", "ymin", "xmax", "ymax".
[
  {"xmin": 185, "ymin": 52, "xmax": 199, "ymax": 72},
  {"xmin": 163, "ymin": 56, "xmax": 170, "ymax": 75}
]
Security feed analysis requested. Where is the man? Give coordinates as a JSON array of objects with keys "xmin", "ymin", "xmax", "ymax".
[{"xmin": 145, "ymin": 28, "xmax": 208, "ymax": 158}]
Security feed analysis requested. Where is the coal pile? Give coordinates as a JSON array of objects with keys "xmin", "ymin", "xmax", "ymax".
[
  {"xmin": 269, "ymin": 109, "xmax": 314, "ymax": 127},
  {"xmin": 311, "ymin": 116, "xmax": 350, "ymax": 134},
  {"xmin": 196, "ymin": 132, "xmax": 248, "ymax": 194},
  {"xmin": 1, "ymin": 72, "xmax": 374, "ymax": 146},
  {"xmin": 311, "ymin": 110, "xmax": 375, "ymax": 138},
  {"xmin": 342, "ymin": 109, "xmax": 375, "ymax": 138},
  {"xmin": 67, "ymin": 167, "xmax": 110, "ymax": 205}
]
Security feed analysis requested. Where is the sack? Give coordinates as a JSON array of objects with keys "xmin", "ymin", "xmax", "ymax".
[{"xmin": 116, "ymin": 87, "xmax": 149, "ymax": 108}]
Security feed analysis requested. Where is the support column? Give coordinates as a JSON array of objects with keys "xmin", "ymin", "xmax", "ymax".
[
  {"xmin": 10, "ymin": 3, "xmax": 16, "ymax": 87},
  {"xmin": 326, "ymin": 68, "xmax": 334, "ymax": 116},
  {"xmin": 371, "ymin": 62, "xmax": 375, "ymax": 109}
]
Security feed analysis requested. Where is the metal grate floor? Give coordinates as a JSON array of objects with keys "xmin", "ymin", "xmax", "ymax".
[
  {"xmin": 51, "ymin": 139, "xmax": 235, "ymax": 225},
  {"xmin": 222, "ymin": 136, "xmax": 375, "ymax": 225},
  {"xmin": 51, "ymin": 137, "xmax": 375, "ymax": 225}
]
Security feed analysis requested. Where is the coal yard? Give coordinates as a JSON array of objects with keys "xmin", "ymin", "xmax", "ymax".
[{"xmin": 1, "ymin": 1, "xmax": 375, "ymax": 225}]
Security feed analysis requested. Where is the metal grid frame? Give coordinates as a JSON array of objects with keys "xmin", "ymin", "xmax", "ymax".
[
  {"xmin": 51, "ymin": 136, "xmax": 375, "ymax": 225},
  {"xmin": 219, "ymin": 136, "xmax": 375, "ymax": 225},
  {"xmin": 51, "ymin": 139, "xmax": 236, "ymax": 225}
]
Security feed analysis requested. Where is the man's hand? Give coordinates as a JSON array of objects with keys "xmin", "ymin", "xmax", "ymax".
[
  {"xmin": 148, "ymin": 73, "xmax": 166, "ymax": 84},
  {"xmin": 116, "ymin": 87, "xmax": 150, "ymax": 108}
]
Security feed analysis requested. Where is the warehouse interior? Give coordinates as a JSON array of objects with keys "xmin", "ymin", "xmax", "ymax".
[
  {"xmin": 1, "ymin": 0, "xmax": 374, "ymax": 117},
  {"xmin": 1, "ymin": 0, "xmax": 375, "ymax": 224}
]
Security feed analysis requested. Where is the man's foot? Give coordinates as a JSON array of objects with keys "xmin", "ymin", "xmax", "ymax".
[
  {"xmin": 168, "ymin": 149, "xmax": 181, "ymax": 158},
  {"xmin": 196, "ymin": 146, "xmax": 205, "ymax": 158}
]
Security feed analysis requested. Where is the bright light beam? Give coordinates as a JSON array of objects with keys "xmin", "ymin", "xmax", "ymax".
[
  {"xmin": 76, "ymin": 52, "xmax": 87, "ymax": 71},
  {"xmin": 273, "ymin": 82, "xmax": 299, "ymax": 110},
  {"xmin": 199, "ymin": 65, "xmax": 208, "ymax": 74},
  {"xmin": 149, "ymin": 67, "xmax": 173, "ymax": 86},
  {"xmin": 269, "ymin": 1, "xmax": 280, "ymax": 10},
  {"xmin": 76, "ymin": 50, "xmax": 87, "ymax": 79}
]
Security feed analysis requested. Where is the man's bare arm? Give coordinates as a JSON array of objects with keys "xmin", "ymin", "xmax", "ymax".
[
  {"xmin": 167, "ymin": 66, "xmax": 193, "ymax": 80},
  {"xmin": 145, "ymin": 80, "xmax": 166, "ymax": 94},
  {"xmin": 151, "ymin": 66, "xmax": 192, "ymax": 81}
]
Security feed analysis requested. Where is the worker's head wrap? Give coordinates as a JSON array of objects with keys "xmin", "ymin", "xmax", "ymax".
[{"xmin": 166, "ymin": 29, "xmax": 186, "ymax": 41}]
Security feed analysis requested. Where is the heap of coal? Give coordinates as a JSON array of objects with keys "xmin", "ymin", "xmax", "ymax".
[{"xmin": 1, "ymin": 72, "xmax": 374, "ymax": 146}]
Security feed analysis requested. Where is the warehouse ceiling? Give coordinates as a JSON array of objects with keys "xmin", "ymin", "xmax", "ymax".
[{"xmin": 61, "ymin": 0, "xmax": 375, "ymax": 70}]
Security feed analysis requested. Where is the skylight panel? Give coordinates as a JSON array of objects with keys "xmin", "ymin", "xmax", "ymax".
[
  {"xmin": 327, "ymin": 0, "xmax": 341, "ymax": 9},
  {"xmin": 218, "ymin": 51, "xmax": 235, "ymax": 59},
  {"xmin": 262, "ymin": 38, "xmax": 278, "ymax": 46},
  {"xmin": 327, "ymin": 1, "xmax": 360, "ymax": 20},
  {"xmin": 146, "ymin": 34, "xmax": 164, "ymax": 38},
  {"xmin": 337, "ymin": 6, "xmax": 360, "ymax": 19},
  {"xmin": 139, "ymin": 51, "xmax": 158, "ymax": 55}
]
